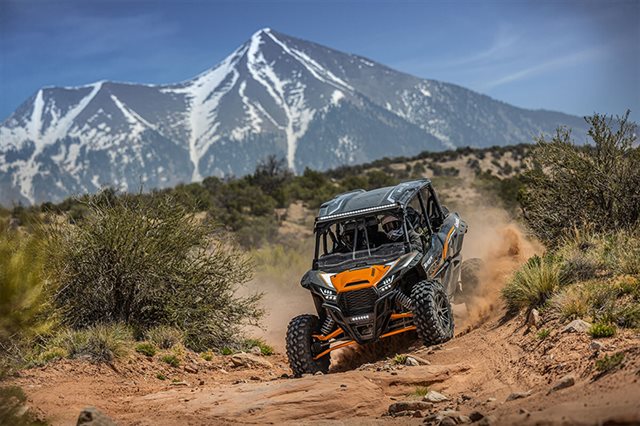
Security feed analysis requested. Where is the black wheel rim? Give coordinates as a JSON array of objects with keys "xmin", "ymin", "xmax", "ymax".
[{"xmin": 434, "ymin": 292, "xmax": 451, "ymax": 330}]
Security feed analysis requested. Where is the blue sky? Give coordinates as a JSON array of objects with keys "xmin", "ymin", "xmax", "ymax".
[{"xmin": 1, "ymin": 0, "xmax": 638, "ymax": 123}]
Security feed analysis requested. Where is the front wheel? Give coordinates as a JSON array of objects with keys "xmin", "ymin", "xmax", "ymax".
[
  {"xmin": 286, "ymin": 314, "xmax": 330, "ymax": 377},
  {"xmin": 411, "ymin": 281, "xmax": 454, "ymax": 346}
]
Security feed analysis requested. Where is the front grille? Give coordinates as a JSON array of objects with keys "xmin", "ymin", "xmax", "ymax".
[{"xmin": 339, "ymin": 288, "xmax": 377, "ymax": 316}]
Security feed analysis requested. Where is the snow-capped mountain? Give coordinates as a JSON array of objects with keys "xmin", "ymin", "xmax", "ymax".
[{"xmin": 0, "ymin": 28, "xmax": 587, "ymax": 205}]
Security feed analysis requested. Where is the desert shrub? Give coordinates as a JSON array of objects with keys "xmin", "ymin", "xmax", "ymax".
[
  {"xmin": 589, "ymin": 322, "xmax": 616, "ymax": 338},
  {"xmin": 35, "ymin": 324, "xmax": 132, "ymax": 363},
  {"xmin": 46, "ymin": 192, "xmax": 262, "ymax": 351},
  {"xmin": 160, "ymin": 354, "xmax": 180, "ymax": 367},
  {"xmin": 200, "ymin": 351, "xmax": 214, "ymax": 361},
  {"xmin": 502, "ymin": 255, "xmax": 568, "ymax": 312},
  {"xmin": 393, "ymin": 354, "xmax": 407, "ymax": 364},
  {"xmin": 550, "ymin": 276, "xmax": 640, "ymax": 328},
  {"xmin": 550, "ymin": 286, "xmax": 589, "ymax": 321},
  {"xmin": 595, "ymin": 352, "xmax": 625, "ymax": 373},
  {"xmin": 135, "ymin": 342, "xmax": 157, "ymax": 357},
  {"xmin": 521, "ymin": 112, "xmax": 640, "ymax": 246},
  {"xmin": 0, "ymin": 224, "xmax": 55, "ymax": 373},
  {"xmin": 243, "ymin": 338, "xmax": 274, "ymax": 356},
  {"xmin": 0, "ymin": 385, "xmax": 45, "ymax": 425},
  {"xmin": 409, "ymin": 386, "xmax": 430, "ymax": 397},
  {"xmin": 146, "ymin": 326, "xmax": 183, "ymax": 350},
  {"xmin": 536, "ymin": 329, "xmax": 551, "ymax": 340}
]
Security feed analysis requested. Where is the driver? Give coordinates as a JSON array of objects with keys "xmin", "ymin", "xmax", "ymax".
[{"xmin": 381, "ymin": 214, "xmax": 423, "ymax": 251}]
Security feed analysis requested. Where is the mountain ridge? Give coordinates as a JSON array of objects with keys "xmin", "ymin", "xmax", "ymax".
[{"xmin": 0, "ymin": 28, "xmax": 588, "ymax": 205}]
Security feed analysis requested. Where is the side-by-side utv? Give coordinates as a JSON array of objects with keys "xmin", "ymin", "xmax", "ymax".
[{"xmin": 285, "ymin": 179, "xmax": 474, "ymax": 376}]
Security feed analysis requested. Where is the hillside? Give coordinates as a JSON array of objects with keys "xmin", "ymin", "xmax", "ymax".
[{"xmin": 0, "ymin": 28, "xmax": 588, "ymax": 205}]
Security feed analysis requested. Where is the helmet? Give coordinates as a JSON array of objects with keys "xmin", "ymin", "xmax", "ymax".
[{"xmin": 382, "ymin": 215, "xmax": 403, "ymax": 241}]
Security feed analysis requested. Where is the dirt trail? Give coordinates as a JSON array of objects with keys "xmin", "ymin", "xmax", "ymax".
[{"xmin": 10, "ymin": 215, "xmax": 639, "ymax": 425}]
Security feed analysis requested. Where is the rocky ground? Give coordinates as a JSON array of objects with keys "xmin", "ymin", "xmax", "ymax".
[{"xmin": 8, "ymin": 303, "xmax": 640, "ymax": 425}]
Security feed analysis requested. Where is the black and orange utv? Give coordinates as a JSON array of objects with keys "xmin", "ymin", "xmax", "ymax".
[{"xmin": 286, "ymin": 179, "xmax": 476, "ymax": 376}]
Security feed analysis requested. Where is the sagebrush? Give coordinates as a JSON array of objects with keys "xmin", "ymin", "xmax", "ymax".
[{"xmin": 46, "ymin": 192, "xmax": 263, "ymax": 351}]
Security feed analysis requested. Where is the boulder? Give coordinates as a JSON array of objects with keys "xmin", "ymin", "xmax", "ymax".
[
  {"xmin": 405, "ymin": 356, "xmax": 420, "ymax": 366},
  {"xmin": 230, "ymin": 353, "xmax": 273, "ymax": 369},
  {"xmin": 505, "ymin": 390, "xmax": 531, "ymax": 402},
  {"xmin": 423, "ymin": 390, "xmax": 450, "ymax": 403},
  {"xmin": 526, "ymin": 309, "xmax": 541, "ymax": 328},
  {"xmin": 561, "ymin": 319, "xmax": 591, "ymax": 334},
  {"xmin": 551, "ymin": 374, "xmax": 576, "ymax": 392},
  {"xmin": 388, "ymin": 401, "xmax": 433, "ymax": 414}
]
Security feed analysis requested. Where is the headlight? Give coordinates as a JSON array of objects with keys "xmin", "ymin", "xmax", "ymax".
[
  {"xmin": 319, "ymin": 287, "xmax": 337, "ymax": 301},
  {"xmin": 377, "ymin": 274, "xmax": 395, "ymax": 293}
]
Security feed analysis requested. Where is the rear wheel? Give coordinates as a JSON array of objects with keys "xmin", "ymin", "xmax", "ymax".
[
  {"xmin": 458, "ymin": 258, "xmax": 484, "ymax": 302},
  {"xmin": 411, "ymin": 281, "xmax": 454, "ymax": 346},
  {"xmin": 286, "ymin": 314, "xmax": 330, "ymax": 377}
]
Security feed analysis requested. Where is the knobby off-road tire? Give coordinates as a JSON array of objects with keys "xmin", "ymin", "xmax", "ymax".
[
  {"xmin": 457, "ymin": 258, "xmax": 484, "ymax": 303},
  {"xmin": 411, "ymin": 281, "xmax": 454, "ymax": 346},
  {"xmin": 286, "ymin": 314, "xmax": 330, "ymax": 377}
]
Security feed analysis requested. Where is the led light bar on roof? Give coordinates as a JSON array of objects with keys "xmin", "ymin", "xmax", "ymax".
[{"xmin": 317, "ymin": 203, "xmax": 397, "ymax": 221}]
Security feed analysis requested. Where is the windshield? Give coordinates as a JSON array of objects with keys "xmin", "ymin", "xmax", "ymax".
[{"xmin": 313, "ymin": 212, "xmax": 410, "ymax": 271}]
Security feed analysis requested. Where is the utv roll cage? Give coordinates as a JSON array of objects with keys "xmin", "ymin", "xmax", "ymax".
[{"xmin": 312, "ymin": 179, "xmax": 446, "ymax": 270}]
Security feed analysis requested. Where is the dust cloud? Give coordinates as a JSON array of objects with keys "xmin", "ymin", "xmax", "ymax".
[{"xmin": 457, "ymin": 205, "xmax": 542, "ymax": 330}]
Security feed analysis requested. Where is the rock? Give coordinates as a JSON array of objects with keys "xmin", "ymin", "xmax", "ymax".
[
  {"xmin": 340, "ymin": 384, "xmax": 347, "ymax": 388},
  {"xmin": 405, "ymin": 356, "xmax": 420, "ymax": 366},
  {"xmin": 518, "ymin": 408, "xmax": 530, "ymax": 416},
  {"xmin": 476, "ymin": 415, "xmax": 496, "ymax": 425},
  {"xmin": 590, "ymin": 341, "xmax": 604, "ymax": 351},
  {"xmin": 561, "ymin": 319, "xmax": 591, "ymax": 334},
  {"xmin": 505, "ymin": 391, "xmax": 531, "ymax": 401},
  {"xmin": 526, "ymin": 309, "xmax": 541, "ymax": 328},
  {"xmin": 170, "ymin": 381, "xmax": 189, "ymax": 386},
  {"xmin": 280, "ymin": 373, "xmax": 289, "ymax": 379},
  {"xmin": 230, "ymin": 353, "xmax": 273, "ymax": 369},
  {"xmin": 408, "ymin": 355, "xmax": 431, "ymax": 365},
  {"xmin": 199, "ymin": 379, "xmax": 205, "ymax": 385},
  {"xmin": 551, "ymin": 374, "xmax": 576, "ymax": 392},
  {"xmin": 388, "ymin": 401, "xmax": 434, "ymax": 414},
  {"xmin": 423, "ymin": 390, "xmax": 450, "ymax": 403},
  {"xmin": 249, "ymin": 375, "xmax": 261, "ymax": 381},
  {"xmin": 77, "ymin": 407, "xmax": 117, "ymax": 426},
  {"xmin": 469, "ymin": 411, "xmax": 485, "ymax": 422},
  {"xmin": 440, "ymin": 417, "xmax": 457, "ymax": 426},
  {"xmin": 413, "ymin": 410, "xmax": 424, "ymax": 418},
  {"xmin": 250, "ymin": 346, "xmax": 262, "ymax": 355},
  {"xmin": 314, "ymin": 371, "xmax": 324, "ymax": 376},
  {"xmin": 184, "ymin": 364, "xmax": 198, "ymax": 374}
]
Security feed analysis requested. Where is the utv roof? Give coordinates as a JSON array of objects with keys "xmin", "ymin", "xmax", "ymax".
[{"xmin": 316, "ymin": 179, "xmax": 431, "ymax": 223}]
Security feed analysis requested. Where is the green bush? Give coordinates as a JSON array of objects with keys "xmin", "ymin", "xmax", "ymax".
[
  {"xmin": 146, "ymin": 326, "xmax": 183, "ymax": 350},
  {"xmin": 595, "ymin": 352, "xmax": 624, "ymax": 373},
  {"xmin": 161, "ymin": 354, "xmax": 180, "ymax": 367},
  {"xmin": 135, "ymin": 342, "xmax": 157, "ymax": 357},
  {"xmin": 521, "ymin": 112, "xmax": 640, "ymax": 246},
  {"xmin": 0, "ymin": 224, "xmax": 55, "ymax": 374},
  {"xmin": 502, "ymin": 255, "xmax": 567, "ymax": 312},
  {"xmin": 537, "ymin": 329, "xmax": 551, "ymax": 340},
  {"xmin": 46, "ymin": 192, "xmax": 263, "ymax": 351},
  {"xmin": 243, "ymin": 338, "xmax": 274, "ymax": 356},
  {"xmin": 589, "ymin": 322, "xmax": 616, "ymax": 338}
]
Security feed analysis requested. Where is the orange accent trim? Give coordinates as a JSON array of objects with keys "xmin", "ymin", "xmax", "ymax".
[
  {"xmin": 330, "ymin": 265, "xmax": 390, "ymax": 293},
  {"xmin": 312, "ymin": 328, "xmax": 344, "ymax": 341},
  {"xmin": 390, "ymin": 312, "xmax": 413, "ymax": 320},
  {"xmin": 442, "ymin": 226, "xmax": 456, "ymax": 260},
  {"xmin": 380, "ymin": 325, "xmax": 417, "ymax": 339},
  {"xmin": 313, "ymin": 340, "xmax": 357, "ymax": 360}
]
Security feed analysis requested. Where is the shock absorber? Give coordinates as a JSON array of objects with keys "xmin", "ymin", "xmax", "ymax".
[
  {"xmin": 395, "ymin": 292, "xmax": 414, "ymax": 311},
  {"xmin": 320, "ymin": 316, "xmax": 335, "ymax": 335}
]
